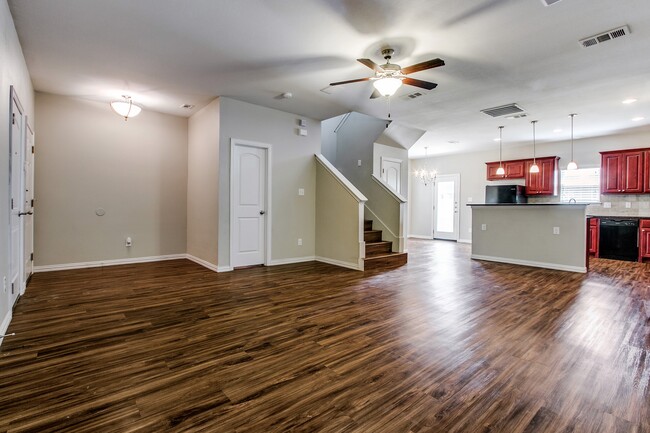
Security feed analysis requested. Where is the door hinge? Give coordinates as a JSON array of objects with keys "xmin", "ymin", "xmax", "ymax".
[
  {"xmin": 30, "ymin": 253, "xmax": 34, "ymax": 262},
  {"xmin": 12, "ymin": 113, "xmax": 16, "ymax": 125},
  {"xmin": 11, "ymin": 198, "xmax": 14, "ymax": 209},
  {"xmin": 11, "ymin": 283, "xmax": 14, "ymax": 294},
  {"xmin": 31, "ymin": 146, "xmax": 34, "ymax": 154},
  {"xmin": 31, "ymin": 199, "xmax": 34, "ymax": 207}
]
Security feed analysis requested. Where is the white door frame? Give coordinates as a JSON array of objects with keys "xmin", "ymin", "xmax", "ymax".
[
  {"xmin": 433, "ymin": 173, "xmax": 460, "ymax": 241},
  {"xmin": 21, "ymin": 119, "xmax": 34, "ymax": 294},
  {"xmin": 8, "ymin": 86, "xmax": 25, "ymax": 305},
  {"xmin": 229, "ymin": 139, "xmax": 272, "ymax": 267}
]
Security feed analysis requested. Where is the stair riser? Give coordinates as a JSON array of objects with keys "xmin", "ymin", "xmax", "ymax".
[
  {"xmin": 366, "ymin": 243, "xmax": 392, "ymax": 255},
  {"xmin": 364, "ymin": 253, "xmax": 408, "ymax": 270},
  {"xmin": 364, "ymin": 222, "xmax": 373, "ymax": 231},
  {"xmin": 364, "ymin": 232, "xmax": 382, "ymax": 242}
]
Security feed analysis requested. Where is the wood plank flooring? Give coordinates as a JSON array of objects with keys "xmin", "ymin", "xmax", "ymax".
[{"xmin": 1, "ymin": 240, "xmax": 649, "ymax": 432}]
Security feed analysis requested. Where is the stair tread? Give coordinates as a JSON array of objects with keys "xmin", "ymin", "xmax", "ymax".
[
  {"xmin": 365, "ymin": 241, "xmax": 392, "ymax": 245},
  {"xmin": 364, "ymin": 252, "xmax": 407, "ymax": 260},
  {"xmin": 364, "ymin": 229, "xmax": 382, "ymax": 234}
]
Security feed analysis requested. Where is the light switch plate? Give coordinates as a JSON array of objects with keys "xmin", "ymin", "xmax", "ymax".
[
  {"xmin": 481, "ymin": 224, "xmax": 487, "ymax": 231},
  {"xmin": 604, "ymin": 202, "xmax": 611, "ymax": 208},
  {"xmin": 357, "ymin": 160, "xmax": 362, "ymax": 167},
  {"xmin": 553, "ymin": 227, "xmax": 560, "ymax": 235},
  {"xmin": 298, "ymin": 188, "xmax": 304, "ymax": 196},
  {"xmin": 625, "ymin": 202, "xmax": 631, "ymax": 209},
  {"xmin": 467, "ymin": 197, "xmax": 473, "ymax": 203}
]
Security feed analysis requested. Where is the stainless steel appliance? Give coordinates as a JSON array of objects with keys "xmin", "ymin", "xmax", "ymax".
[
  {"xmin": 599, "ymin": 218, "xmax": 638, "ymax": 262},
  {"xmin": 485, "ymin": 185, "xmax": 527, "ymax": 204}
]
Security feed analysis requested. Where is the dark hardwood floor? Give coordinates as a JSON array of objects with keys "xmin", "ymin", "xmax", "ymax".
[{"xmin": 1, "ymin": 240, "xmax": 649, "ymax": 432}]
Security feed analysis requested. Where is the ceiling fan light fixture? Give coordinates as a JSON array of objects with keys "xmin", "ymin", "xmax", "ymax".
[
  {"xmin": 373, "ymin": 77, "xmax": 403, "ymax": 97},
  {"xmin": 110, "ymin": 95, "xmax": 142, "ymax": 120}
]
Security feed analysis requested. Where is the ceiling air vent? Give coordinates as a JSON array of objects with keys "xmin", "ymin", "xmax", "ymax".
[
  {"xmin": 579, "ymin": 25, "xmax": 630, "ymax": 48},
  {"xmin": 540, "ymin": 0, "xmax": 563, "ymax": 6},
  {"xmin": 481, "ymin": 103, "xmax": 525, "ymax": 118},
  {"xmin": 402, "ymin": 91, "xmax": 424, "ymax": 101}
]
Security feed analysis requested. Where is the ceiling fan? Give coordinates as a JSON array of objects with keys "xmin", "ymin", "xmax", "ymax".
[{"xmin": 329, "ymin": 48, "xmax": 445, "ymax": 99}]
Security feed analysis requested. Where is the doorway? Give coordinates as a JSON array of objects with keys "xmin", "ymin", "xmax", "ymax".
[
  {"xmin": 8, "ymin": 87, "xmax": 25, "ymax": 307},
  {"xmin": 230, "ymin": 139, "xmax": 271, "ymax": 268},
  {"xmin": 22, "ymin": 122, "xmax": 35, "ymax": 292},
  {"xmin": 380, "ymin": 157, "xmax": 401, "ymax": 194},
  {"xmin": 434, "ymin": 174, "xmax": 460, "ymax": 241}
]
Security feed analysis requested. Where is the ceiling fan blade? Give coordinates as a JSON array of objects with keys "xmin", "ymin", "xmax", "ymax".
[
  {"xmin": 370, "ymin": 89, "xmax": 382, "ymax": 99},
  {"xmin": 329, "ymin": 77, "xmax": 371, "ymax": 86},
  {"xmin": 401, "ymin": 58, "xmax": 445, "ymax": 75},
  {"xmin": 357, "ymin": 58, "xmax": 383, "ymax": 72},
  {"xmin": 403, "ymin": 77, "xmax": 438, "ymax": 90}
]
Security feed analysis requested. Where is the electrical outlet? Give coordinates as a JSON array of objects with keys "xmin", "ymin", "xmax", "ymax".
[
  {"xmin": 481, "ymin": 224, "xmax": 487, "ymax": 231},
  {"xmin": 357, "ymin": 160, "xmax": 362, "ymax": 167},
  {"xmin": 604, "ymin": 202, "xmax": 611, "ymax": 208},
  {"xmin": 297, "ymin": 238, "xmax": 303, "ymax": 246},
  {"xmin": 126, "ymin": 237, "xmax": 132, "ymax": 247},
  {"xmin": 553, "ymin": 227, "xmax": 560, "ymax": 235},
  {"xmin": 625, "ymin": 202, "xmax": 631, "ymax": 209},
  {"xmin": 298, "ymin": 188, "xmax": 304, "ymax": 196},
  {"xmin": 467, "ymin": 197, "xmax": 473, "ymax": 203}
]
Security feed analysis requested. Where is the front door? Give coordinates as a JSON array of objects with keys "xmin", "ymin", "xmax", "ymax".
[
  {"xmin": 9, "ymin": 90, "xmax": 24, "ymax": 307},
  {"xmin": 434, "ymin": 174, "xmax": 460, "ymax": 241},
  {"xmin": 381, "ymin": 157, "xmax": 401, "ymax": 194},
  {"xmin": 231, "ymin": 143, "xmax": 268, "ymax": 267},
  {"xmin": 22, "ymin": 123, "xmax": 34, "ymax": 291}
]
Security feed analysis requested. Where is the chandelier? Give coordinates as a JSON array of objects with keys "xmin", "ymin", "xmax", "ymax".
[{"xmin": 414, "ymin": 146, "xmax": 436, "ymax": 186}]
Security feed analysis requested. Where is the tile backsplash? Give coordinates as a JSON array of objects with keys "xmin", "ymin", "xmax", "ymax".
[{"xmin": 530, "ymin": 194, "xmax": 650, "ymax": 217}]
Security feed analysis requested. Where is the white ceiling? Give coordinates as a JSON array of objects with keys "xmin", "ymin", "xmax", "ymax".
[{"xmin": 8, "ymin": 0, "xmax": 650, "ymax": 157}]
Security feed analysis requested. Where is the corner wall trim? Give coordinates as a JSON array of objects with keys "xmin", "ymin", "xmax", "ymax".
[
  {"xmin": 186, "ymin": 254, "xmax": 219, "ymax": 272},
  {"xmin": 268, "ymin": 256, "xmax": 316, "ymax": 266},
  {"xmin": 217, "ymin": 266, "xmax": 234, "ymax": 273},
  {"xmin": 33, "ymin": 254, "xmax": 188, "ymax": 273},
  {"xmin": 0, "ymin": 311, "xmax": 13, "ymax": 348},
  {"xmin": 471, "ymin": 254, "xmax": 587, "ymax": 273},
  {"xmin": 315, "ymin": 256, "xmax": 362, "ymax": 271}
]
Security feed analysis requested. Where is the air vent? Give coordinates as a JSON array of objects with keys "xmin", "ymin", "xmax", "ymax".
[
  {"xmin": 401, "ymin": 91, "xmax": 425, "ymax": 101},
  {"xmin": 540, "ymin": 0, "xmax": 563, "ymax": 6},
  {"xmin": 579, "ymin": 26, "xmax": 630, "ymax": 48},
  {"xmin": 481, "ymin": 103, "xmax": 525, "ymax": 118}
]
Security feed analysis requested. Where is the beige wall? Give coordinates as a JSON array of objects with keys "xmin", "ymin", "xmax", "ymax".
[
  {"xmin": 410, "ymin": 128, "xmax": 650, "ymax": 242},
  {"xmin": 315, "ymin": 162, "xmax": 362, "ymax": 268},
  {"xmin": 217, "ymin": 98, "xmax": 320, "ymax": 268},
  {"xmin": 187, "ymin": 99, "xmax": 220, "ymax": 266},
  {"xmin": 34, "ymin": 93, "xmax": 188, "ymax": 266},
  {"xmin": 1, "ymin": 0, "xmax": 34, "ymax": 334}
]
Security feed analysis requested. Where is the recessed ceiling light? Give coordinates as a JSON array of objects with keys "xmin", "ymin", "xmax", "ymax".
[
  {"xmin": 632, "ymin": 117, "xmax": 645, "ymax": 122},
  {"xmin": 622, "ymin": 98, "xmax": 638, "ymax": 104},
  {"xmin": 553, "ymin": 129, "xmax": 563, "ymax": 133},
  {"xmin": 448, "ymin": 140, "xmax": 459, "ymax": 144},
  {"xmin": 493, "ymin": 138, "xmax": 501, "ymax": 142},
  {"xmin": 180, "ymin": 104, "xmax": 195, "ymax": 109}
]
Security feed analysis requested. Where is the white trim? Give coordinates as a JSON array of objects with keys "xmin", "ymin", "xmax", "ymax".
[
  {"xmin": 315, "ymin": 256, "xmax": 362, "ymax": 271},
  {"xmin": 315, "ymin": 154, "xmax": 367, "ymax": 203},
  {"xmin": 217, "ymin": 266, "xmax": 234, "ymax": 273},
  {"xmin": 0, "ymin": 310, "xmax": 12, "ymax": 348},
  {"xmin": 186, "ymin": 254, "xmax": 219, "ymax": 272},
  {"xmin": 230, "ymin": 139, "xmax": 272, "ymax": 268},
  {"xmin": 268, "ymin": 256, "xmax": 316, "ymax": 266},
  {"xmin": 358, "ymin": 202, "xmax": 365, "ymax": 270},
  {"xmin": 458, "ymin": 238, "xmax": 472, "ymax": 244},
  {"xmin": 33, "ymin": 254, "xmax": 186, "ymax": 273},
  {"xmin": 371, "ymin": 173, "xmax": 407, "ymax": 203},
  {"xmin": 408, "ymin": 234, "xmax": 434, "ymax": 240},
  {"xmin": 471, "ymin": 254, "xmax": 587, "ymax": 274}
]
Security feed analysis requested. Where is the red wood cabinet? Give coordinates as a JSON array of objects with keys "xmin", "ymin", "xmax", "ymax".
[
  {"xmin": 588, "ymin": 218, "xmax": 599, "ymax": 257},
  {"xmin": 600, "ymin": 150, "xmax": 645, "ymax": 194},
  {"xmin": 486, "ymin": 160, "xmax": 526, "ymax": 180},
  {"xmin": 645, "ymin": 151, "xmax": 650, "ymax": 192},
  {"xmin": 640, "ymin": 219, "xmax": 650, "ymax": 262},
  {"xmin": 525, "ymin": 157, "xmax": 559, "ymax": 196}
]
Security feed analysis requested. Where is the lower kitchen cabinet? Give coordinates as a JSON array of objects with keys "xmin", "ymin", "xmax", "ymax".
[
  {"xmin": 640, "ymin": 219, "xmax": 650, "ymax": 262},
  {"xmin": 588, "ymin": 218, "xmax": 599, "ymax": 257}
]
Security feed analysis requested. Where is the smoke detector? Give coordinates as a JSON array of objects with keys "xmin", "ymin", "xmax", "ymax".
[{"xmin": 579, "ymin": 26, "xmax": 630, "ymax": 48}]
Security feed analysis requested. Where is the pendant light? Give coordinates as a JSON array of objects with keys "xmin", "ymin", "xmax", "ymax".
[
  {"xmin": 110, "ymin": 95, "xmax": 142, "ymax": 121},
  {"xmin": 496, "ymin": 126, "xmax": 505, "ymax": 176},
  {"xmin": 414, "ymin": 146, "xmax": 436, "ymax": 186},
  {"xmin": 529, "ymin": 120, "xmax": 540, "ymax": 173},
  {"xmin": 567, "ymin": 114, "xmax": 578, "ymax": 170}
]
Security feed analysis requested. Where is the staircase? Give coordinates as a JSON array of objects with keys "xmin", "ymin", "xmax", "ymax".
[{"xmin": 363, "ymin": 220, "xmax": 407, "ymax": 270}]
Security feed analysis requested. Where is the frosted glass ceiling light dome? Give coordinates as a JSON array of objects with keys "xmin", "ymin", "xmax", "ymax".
[
  {"xmin": 373, "ymin": 77, "xmax": 403, "ymax": 97},
  {"xmin": 110, "ymin": 95, "xmax": 142, "ymax": 120}
]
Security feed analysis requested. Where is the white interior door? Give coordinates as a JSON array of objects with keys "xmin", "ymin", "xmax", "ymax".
[
  {"xmin": 231, "ymin": 143, "xmax": 268, "ymax": 267},
  {"xmin": 434, "ymin": 174, "xmax": 460, "ymax": 241},
  {"xmin": 381, "ymin": 157, "xmax": 401, "ymax": 194},
  {"xmin": 22, "ymin": 123, "xmax": 34, "ymax": 291},
  {"xmin": 9, "ymin": 91, "xmax": 24, "ymax": 307}
]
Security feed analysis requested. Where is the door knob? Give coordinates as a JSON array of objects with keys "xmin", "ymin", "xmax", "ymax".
[{"xmin": 259, "ymin": 210, "xmax": 266, "ymax": 215}]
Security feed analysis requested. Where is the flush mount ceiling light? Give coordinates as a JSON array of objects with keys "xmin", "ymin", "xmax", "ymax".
[
  {"xmin": 110, "ymin": 95, "xmax": 141, "ymax": 121},
  {"xmin": 496, "ymin": 126, "xmax": 505, "ymax": 176},
  {"xmin": 529, "ymin": 120, "xmax": 540, "ymax": 174},
  {"xmin": 567, "ymin": 114, "xmax": 578, "ymax": 170}
]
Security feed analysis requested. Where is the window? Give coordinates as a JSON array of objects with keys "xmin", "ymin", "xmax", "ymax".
[{"xmin": 560, "ymin": 168, "xmax": 600, "ymax": 203}]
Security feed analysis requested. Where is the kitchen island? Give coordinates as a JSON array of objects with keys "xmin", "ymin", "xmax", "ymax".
[{"xmin": 468, "ymin": 203, "xmax": 589, "ymax": 273}]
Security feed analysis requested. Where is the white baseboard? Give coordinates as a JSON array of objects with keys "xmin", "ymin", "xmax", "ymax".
[
  {"xmin": 217, "ymin": 266, "xmax": 233, "ymax": 273},
  {"xmin": 458, "ymin": 238, "xmax": 472, "ymax": 244},
  {"xmin": 34, "ymin": 254, "xmax": 187, "ymax": 273},
  {"xmin": 268, "ymin": 256, "xmax": 315, "ymax": 266},
  {"xmin": 0, "ymin": 310, "xmax": 13, "ymax": 348},
  {"xmin": 315, "ymin": 256, "xmax": 362, "ymax": 271},
  {"xmin": 471, "ymin": 254, "xmax": 587, "ymax": 273},
  {"xmin": 408, "ymin": 235, "xmax": 434, "ymax": 240},
  {"xmin": 186, "ymin": 254, "xmax": 219, "ymax": 272}
]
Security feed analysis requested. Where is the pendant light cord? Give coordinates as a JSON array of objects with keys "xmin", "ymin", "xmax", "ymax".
[
  {"xmin": 532, "ymin": 120, "xmax": 537, "ymax": 164},
  {"xmin": 498, "ymin": 126, "xmax": 504, "ymax": 167},
  {"xmin": 570, "ymin": 114, "xmax": 575, "ymax": 161}
]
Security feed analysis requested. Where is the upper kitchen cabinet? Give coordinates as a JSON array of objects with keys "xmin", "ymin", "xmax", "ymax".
[
  {"xmin": 525, "ymin": 157, "xmax": 559, "ymax": 196},
  {"xmin": 486, "ymin": 160, "xmax": 526, "ymax": 180},
  {"xmin": 600, "ymin": 149, "xmax": 645, "ymax": 194}
]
